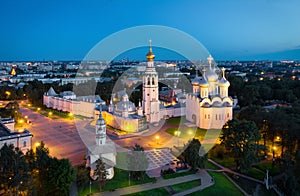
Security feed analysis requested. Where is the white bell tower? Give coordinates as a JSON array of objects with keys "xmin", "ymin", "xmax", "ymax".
[
  {"xmin": 95, "ymin": 106, "xmax": 106, "ymax": 145},
  {"xmin": 142, "ymin": 40, "xmax": 160, "ymax": 123}
]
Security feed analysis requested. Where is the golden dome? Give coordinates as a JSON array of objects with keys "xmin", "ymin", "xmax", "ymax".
[{"xmin": 146, "ymin": 40, "xmax": 155, "ymax": 62}]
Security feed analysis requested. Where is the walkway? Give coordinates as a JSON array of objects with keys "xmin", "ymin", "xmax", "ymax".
[
  {"xmin": 208, "ymin": 159, "xmax": 264, "ymax": 184},
  {"xmin": 94, "ymin": 170, "xmax": 213, "ymax": 196}
]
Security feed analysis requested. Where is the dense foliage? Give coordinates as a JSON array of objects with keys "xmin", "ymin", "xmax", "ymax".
[
  {"xmin": 181, "ymin": 138, "xmax": 207, "ymax": 170},
  {"xmin": 127, "ymin": 144, "xmax": 148, "ymax": 181},
  {"xmin": 0, "ymin": 142, "xmax": 75, "ymax": 196}
]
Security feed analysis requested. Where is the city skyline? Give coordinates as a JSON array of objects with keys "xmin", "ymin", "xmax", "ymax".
[{"xmin": 1, "ymin": 0, "xmax": 300, "ymax": 61}]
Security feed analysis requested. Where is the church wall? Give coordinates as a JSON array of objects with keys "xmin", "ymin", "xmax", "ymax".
[
  {"xmin": 43, "ymin": 95, "xmax": 94, "ymax": 117},
  {"xmin": 185, "ymin": 95, "xmax": 200, "ymax": 126},
  {"xmin": 103, "ymin": 112, "xmax": 140, "ymax": 133},
  {"xmin": 199, "ymin": 107, "xmax": 232, "ymax": 129},
  {"xmin": 160, "ymin": 107, "xmax": 186, "ymax": 119}
]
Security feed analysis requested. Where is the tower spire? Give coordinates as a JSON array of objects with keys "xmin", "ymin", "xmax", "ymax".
[
  {"xmin": 99, "ymin": 104, "xmax": 103, "ymax": 119},
  {"xmin": 149, "ymin": 39, "xmax": 152, "ymax": 53},
  {"xmin": 202, "ymin": 67, "xmax": 207, "ymax": 79},
  {"xmin": 222, "ymin": 67, "xmax": 226, "ymax": 78},
  {"xmin": 146, "ymin": 39, "xmax": 155, "ymax": 62},
  {"xmin": 207, "ymin": 55, "xmax": 213, "ymax": 68}
]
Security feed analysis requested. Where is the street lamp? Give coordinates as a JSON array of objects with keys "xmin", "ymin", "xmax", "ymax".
[
  {"xmin": 35, "ymin": 142, "xmax": 40, "ymax": 148},
  {"xmin": 129, "ymin": 172, "xmax": 131, "ymax": 186},
  {"xmin": 5, "ymin": 91, "xmax": 11, "ymax": 97},
  {"xmin": 155, "ymin": 135, "xmax": 160, "ymax": 144},
  {"xmin": 174, "ymin": 130, "xmax": 181, "ymax": 146}
]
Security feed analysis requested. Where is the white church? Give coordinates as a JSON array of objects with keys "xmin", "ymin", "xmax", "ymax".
[
  {"xmin": 86, "ymin": 106, "xmax": 116, "ymax": 180},
  {"xmin": 186, "ymin": 55, "xmax": 233, "ymax": 129}
]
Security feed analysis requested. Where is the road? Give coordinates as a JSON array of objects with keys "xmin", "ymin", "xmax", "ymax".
[{"xmin": 19, "ymin": 106, "xmax": 86, "ymax": 166}]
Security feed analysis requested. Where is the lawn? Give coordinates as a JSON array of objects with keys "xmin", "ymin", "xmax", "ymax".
[
  {"xmin": 78, "ymin": 182, "xmax": 99, "ymax": 196},
  {"xmin": 188, "ymin": 171, "xmax": 242, "ymax": 196},
  {"xmin": 165, "ymin": 127, "xmax": 207, "ymax": 141},
  {"xmin": 78, "ymin": 168, "xmax": 156, "ymax": 195},
  {"xmin": 170, "ymin": 179, "xmax": 201, "ymax": 193},
  {"xmin": 102, "ymin": 168, "xmax": 155, "ymax": 191},
  {"xmin": 209, "ymin": 156, "xmax": 236, "ymax": 169},
  {"xmin": 247, "ymin": 167, "xmax": 266, "ymax": 180},
  {"xmin": 205, "ymin": 161, "xmax": 221, "ymax": 170},
  {"xmin": 22, "ymin": 103, "xmax": 75, "ymax": 120},
  {"xmin": 253, "ymin": 160, "xmax": 280, "ymax": 176},
  {"xmin": 125, "ymin": 188, "xmax": 169, "ymax": 196},
  {"xmin": 166, "ymin": 117, "xmax": 184, "ymax": 125},
  {"xmin": 162, "ymin": 170, "xmax": 196, "ymax": 179}
]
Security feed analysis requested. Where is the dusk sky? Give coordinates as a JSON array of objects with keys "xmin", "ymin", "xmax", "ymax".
[{"xmin": 1, "ymin": 0, "xmax": 300, "ymax": 61}]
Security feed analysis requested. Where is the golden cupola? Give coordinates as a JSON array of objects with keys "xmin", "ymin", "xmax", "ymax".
[{"xmin": 146, "ymin": 40, "xmax": 155, "ymax": 62}]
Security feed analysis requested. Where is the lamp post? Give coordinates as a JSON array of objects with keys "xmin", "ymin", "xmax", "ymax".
[
  {"xmin": 175, "ymin": 131, "xmax": 181, "ymax": 147},
  {"xmin": 129, "ymin": 172, "xmax": 131, "ymax": 186},
  {"xmin": 89, "ymin": 180, "xmax": 91, "ymax": 194},
  {"xmin": 155, "ymin": 135, "xmax": 160, "ymax": 145}
]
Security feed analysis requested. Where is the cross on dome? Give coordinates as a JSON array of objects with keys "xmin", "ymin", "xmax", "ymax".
[
  {"xmin": 149, "ymin": 39, "xmax": 152, "ymax": 52},
  {"xmin": 146, "ymin": 39, "xmax": 155, "ymax": 62},
  {"xmin": 222, "ymin": 67, "xmax": 226, "ymax": 78},
  {"xmin": 207, "ymin": 55, "xmax": 213, "ymax": 67}
]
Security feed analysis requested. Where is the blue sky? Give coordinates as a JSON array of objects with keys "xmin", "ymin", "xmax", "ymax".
[{"xmin": 1, "ymin": 0, "xmax": 300, "ymax": 60}]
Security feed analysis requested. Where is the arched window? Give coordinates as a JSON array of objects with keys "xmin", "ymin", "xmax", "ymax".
[
  {"xmin": 227, "ymin": 113, "xmax": 229, "ymax": 118},
  {"xmin": 205, "ymin": 114, "xmax": 207, "ymax": 119},
  {"xmin": 147, "ymin": 78, "xmax": 150, "ymax": 85},
  {"xmin": 23, "ymin": 141, "xmax": 26, "ymax": 147},
  {"xmin": 208, "ymin": 114, "xmax": 210, "ymax": 119},
  {"xmin": 152, "ymin": 77, "xmax": 155, "ymax": 85},
  {"xmin": 216, "ymin": 114, "xmax": 218, "ymax": 120}
]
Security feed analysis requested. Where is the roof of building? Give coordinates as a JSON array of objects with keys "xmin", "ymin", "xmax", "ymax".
[
  {"xmin": 0, "ymin": 123, "xmax": 32, "ymax": 141},
  {"xmin": 47, "ymin": 87, "xmax": 57, "ymax": 96}
]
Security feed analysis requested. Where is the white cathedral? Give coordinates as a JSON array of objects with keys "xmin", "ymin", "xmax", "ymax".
[{"xmin": 186, "ymin": 55, "xmax": 233, "ymax": 129}]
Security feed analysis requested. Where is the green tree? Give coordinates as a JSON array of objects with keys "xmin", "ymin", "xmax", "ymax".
[
  {"xmin": 76, "ymin": 164, "xmax": 90, "ymax": 189},
  {"xmin": 0, "ymin": 144, "xmax": 30, "ymax": 195},
  {"xmin": 94, "ymin": 158, "xmax": 108, "ymax": 192},
  {"xmin": 47, "ymin": 158, "xmax": 75, "ymax": 195},
  {"xmin": 34, "ymin": 141, "xmax": 51, "ymax": 194},
  {"xmin": 181, "ymin": 138, "xmax": 207, "ymax": 170},
  {"xmin": 127, "ymin": 144, "xmax": 148, "ymax": 181},
  {"xmin": 220, "ymin": 119, "xmax": 264, "ymax": 172}
]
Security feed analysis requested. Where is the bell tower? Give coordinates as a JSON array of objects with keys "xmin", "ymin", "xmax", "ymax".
[
  {"xmin": 95, "ymin": 106, "xmax": 106, "ymax": 145},
  {"xmin": 142, "ymin": 40, "xmax": 160, "ymax": 123}
]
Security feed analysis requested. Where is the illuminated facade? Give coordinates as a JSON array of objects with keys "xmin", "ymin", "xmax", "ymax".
[
  {"xmin": 186, "ymin": 55, "xmax": 233, "ymax": 129},
  {"xmin": 0, "ymin": 118, "xmax": 32, "ymax": 153},
  {"xmin": 98, "ymin": 91, "xmax": 147, "ymax": 133},
  {"xmin": 142, "ymin": 40, "xmax": 161, "ymax": 123},
  {"xmin": 43, "ymin": 87, "xmax": 104, "ymax": 117}
]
